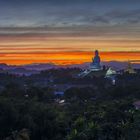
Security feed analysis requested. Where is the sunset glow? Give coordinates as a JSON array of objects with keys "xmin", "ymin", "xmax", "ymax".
[
  {"xmin": 0, "ymin": 0, "xmax": 139, "ymax": 65},
  {"xmin": 0, "ymin": 51, "xmax": 140, "ymax": 65}
]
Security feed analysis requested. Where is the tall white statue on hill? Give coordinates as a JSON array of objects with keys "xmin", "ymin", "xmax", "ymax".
[
  {"xmin": 90, "ymin": 50, "xmax": 102, "ymax": 71},
  {"xmin": 78, "ymin": 50, "xmax": 103, "ymax": 77}
]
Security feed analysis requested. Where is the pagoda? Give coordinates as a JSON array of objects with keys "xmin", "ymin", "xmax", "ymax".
[{"xmin": 124, "ymin": 61, "xmax": 136, "ymax": 74}]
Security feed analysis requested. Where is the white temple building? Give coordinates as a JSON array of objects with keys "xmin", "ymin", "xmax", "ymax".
[
  {"xmin": 105, "ymin": 67, "xmax": 117, "ymax": 85},
  {"xmin": 105, "ymin": 67, "xmax": 117, "ymax": 78}
]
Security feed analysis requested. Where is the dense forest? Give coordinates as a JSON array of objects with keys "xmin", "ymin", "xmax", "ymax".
[{"xmin": 0, "ymin": 68, "xmax": 140, "ymax": 140}]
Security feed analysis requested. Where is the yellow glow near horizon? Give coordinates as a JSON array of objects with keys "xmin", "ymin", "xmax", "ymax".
[
  {"xmin": 0, "ymin": 52, "xmax": 140, "ymax": 65},
  {"xmin": 0, "ymin": 35, "xmax": 140, "ymax": 65}
]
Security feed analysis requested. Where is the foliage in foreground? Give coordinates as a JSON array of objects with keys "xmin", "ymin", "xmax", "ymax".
[{"xmin": 0, "ymin": 78, "xmax": 140, "ymax": 140}]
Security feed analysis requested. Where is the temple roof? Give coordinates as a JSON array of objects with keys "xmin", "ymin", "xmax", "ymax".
[
  {"xmin": 125, "ymin": 62, "xmax": 136, "ymax": 74},
  {"xmin": 106, "ymin": 68, "xmax": 117, "ymax": 76}
]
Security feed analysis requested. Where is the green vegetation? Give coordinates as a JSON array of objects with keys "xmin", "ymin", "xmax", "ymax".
[{"xmin": 0, "ymin": 70, "xmax": 140, "ymax": 140}]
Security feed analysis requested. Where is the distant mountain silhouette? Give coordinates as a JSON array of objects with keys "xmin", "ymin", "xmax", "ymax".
[
  {"xmin": 22, "ymin": 63, "xmax": 58, "ymax": 71},
  {"xmin": 101, "ymin": 61, "xmax": 140, "ymax": 70},
  {"xmin": 0, "ymin": 61, "xmax": 139, "ymax": 76}
]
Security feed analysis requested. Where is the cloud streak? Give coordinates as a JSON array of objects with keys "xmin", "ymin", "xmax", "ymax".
[
  {"xmin": 0, "ymin": 0, "xmax": 140, "ymax": 27},
  {"xmin": 0, "ymin": 0, "xmax": 139, "ymax": 65}
]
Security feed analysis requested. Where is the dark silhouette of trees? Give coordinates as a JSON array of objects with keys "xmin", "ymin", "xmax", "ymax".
[{"xmin": 0, "ymin": 68, "xmax": 140, "ymax": 139}]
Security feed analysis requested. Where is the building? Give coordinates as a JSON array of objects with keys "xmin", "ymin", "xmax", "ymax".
[
  {"xmin": 105, "ymin": 67, "xmax": 117, "ymax": 85},
  {"xmin": 124, "ymin": 61, "xmax": 136, "ymax": 74},
  {"xmin": 105, "ymin": 67, "xmax": 117, "ymax": 78}
]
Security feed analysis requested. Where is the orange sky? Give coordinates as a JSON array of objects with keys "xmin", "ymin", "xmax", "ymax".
[
  {"xmin": 0, "ymin": 0, "xmax": 140, "ymax": 66},
  {"xmin": 0, "ymin": 51, "xmax": 140, "ymax": 65},
  {"xmin": 0, "ymin": 32, "xmax": 140, "ymax": 65}
]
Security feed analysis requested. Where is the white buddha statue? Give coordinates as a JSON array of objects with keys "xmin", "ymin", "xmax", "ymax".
[{"xmin": 90, "ymin": 50, "xmax": 101, "ymax": 70}]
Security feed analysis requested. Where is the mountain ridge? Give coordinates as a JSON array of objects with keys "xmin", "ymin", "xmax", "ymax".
[{"xmin": 0, "ymin": 61, "xmax": 140, "ymax": 76}]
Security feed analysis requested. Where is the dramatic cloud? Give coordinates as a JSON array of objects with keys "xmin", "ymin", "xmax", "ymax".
[
  {"xmin": 0, "ymin": 0, "xmax": 139, "ymax": 65},
  {"xmin": 0, "ymin": 0, "xmax": 140, "ymax": 27}
]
